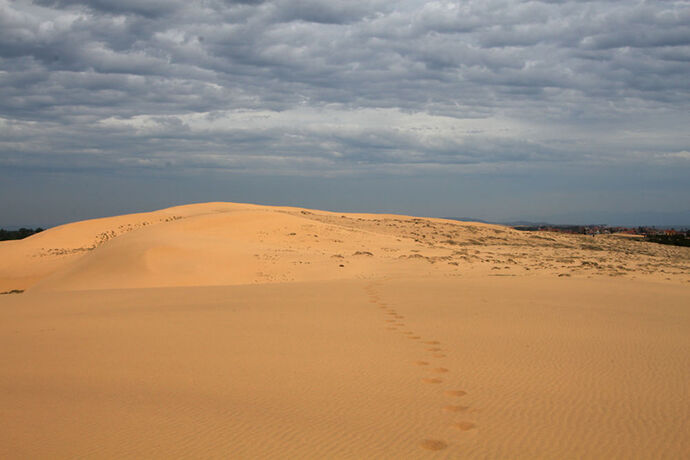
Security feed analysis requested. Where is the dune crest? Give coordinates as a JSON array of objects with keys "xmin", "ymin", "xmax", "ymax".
[{"xmin": 2, "ymin": 202, "xmax": 688, "ymax": 292}]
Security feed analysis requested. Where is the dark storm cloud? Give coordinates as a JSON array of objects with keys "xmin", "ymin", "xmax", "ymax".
[
  {"xmin": 271, "ymin": 0, "xmax": 387, "ymax": 24},
  {"xmin": 1, "ymin": 0, "xmax": 689, "ymax": 174},
  {"xmin": 33, "ymin": 0, "xmax": 184, "ymax": 18}
]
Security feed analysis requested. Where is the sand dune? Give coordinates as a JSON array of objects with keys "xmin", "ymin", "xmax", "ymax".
[
  {"xmin": 1, "ymin": 202, "xmax": 689, "ymax": 458},
  {"xmin": 3, "ymin": 202, "xmax": 688, "ymax": 292}
]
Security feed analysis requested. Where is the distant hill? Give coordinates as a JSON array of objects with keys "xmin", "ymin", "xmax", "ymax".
[
  {"xmin": 445, "ymin": 218, "xmax": 560, "ymax": 227},
  {"xmin": 444, "ymin": 217, "xmax": 689, "ymax": 230}
]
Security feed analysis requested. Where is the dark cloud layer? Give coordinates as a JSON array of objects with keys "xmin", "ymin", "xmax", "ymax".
[{"xmin": 0, "ymin": 0, "xmax": 689, "ymax": 224}]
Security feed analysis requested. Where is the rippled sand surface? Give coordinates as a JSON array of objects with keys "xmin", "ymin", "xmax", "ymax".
[{"xmin": 1, "ymin": 203, "xmax": 688, "ymax": 458}]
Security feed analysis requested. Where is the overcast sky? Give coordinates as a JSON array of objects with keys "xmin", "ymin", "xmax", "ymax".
[{"xmin": 1, "ymin": 0, "xmax": 689, "ymax": 227}]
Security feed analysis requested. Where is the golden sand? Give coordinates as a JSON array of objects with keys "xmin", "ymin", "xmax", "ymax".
[{"xmin": 1, "ymin": 202, "xmax": 688, "ymax": 458}]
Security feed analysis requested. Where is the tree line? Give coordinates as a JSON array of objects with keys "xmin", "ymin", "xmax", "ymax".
[
  {"xmin": 644, "ymin": 233, "xmax": 690, "ymax": 247},
  {"xmin": 0, "ymin": 227, "xmax": 44, "ymax": 241}
]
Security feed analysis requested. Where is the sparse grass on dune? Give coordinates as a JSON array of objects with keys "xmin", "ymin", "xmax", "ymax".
[{"xmin": 1, "ymin": 202, "xmax": 688, "ymax": 292}]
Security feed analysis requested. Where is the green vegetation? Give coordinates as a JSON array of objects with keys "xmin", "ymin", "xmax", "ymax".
[
  {"xmin": 644, "ymin": 234, "xmax": 690, "ymax": 247},
  {"xmin": 0, "ymin": 227, "xmax": 44, "ymax": 241}
]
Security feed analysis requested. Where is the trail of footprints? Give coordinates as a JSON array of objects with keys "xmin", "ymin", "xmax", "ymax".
[{"xmin": 364, "ymin": 284, "xmax": 477, "ymax": 453}]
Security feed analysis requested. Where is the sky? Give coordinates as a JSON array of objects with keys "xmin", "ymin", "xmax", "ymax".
[{"xmin": 1, "ymin": 0, "xmax": 689, "ymax": 228}]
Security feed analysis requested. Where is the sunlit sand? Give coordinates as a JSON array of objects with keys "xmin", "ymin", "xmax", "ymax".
[{"xmin": 1, "ymin": 202, "xmax": 688, "ymax": 458}]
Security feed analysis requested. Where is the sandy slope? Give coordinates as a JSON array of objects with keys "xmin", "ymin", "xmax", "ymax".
[
  {"xmin": 1, "ymin": 202, "xmax": 689, "ymax": 458},
  {"xmin": 1, "ymin": 201, "xmax": 688, "ymax": 292}
]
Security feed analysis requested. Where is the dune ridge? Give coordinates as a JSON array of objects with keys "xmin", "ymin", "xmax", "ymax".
[{"xmin": 2, "ymin": 202, "xmax": 688, "ymax": 292}]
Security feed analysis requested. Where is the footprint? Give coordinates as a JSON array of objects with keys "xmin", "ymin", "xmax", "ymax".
[
  {"xmin": 415, "ymin": 361, "xmax": 429, "ymax": 366},
  {"xmin": 443, "ymin": 405, "xmax": 469, "ymax": 412},
  {"xmin": 433, "ymin": 353, "xmax": 447, "ymax": 358},
  {"xmin": 444, "ymin": 390, "xmax": 467, "ymax": 397},
  {"xmin": 420, "ymin": 439, "xmax": 448, "ymax": 451},
  {"xmin": 408, "ymin": 336, "xmax": 421, "ymax": 340},
  {"xmin": 422, "ymin": 378, "xmax": 443, "ymax": 384},
  {"xmin": 403, "ymin": 331, "xmax": 414, "ymax": 335},
  {"xmin": 385, "ymin": 319, "xmax": 395, "ymax": 323},
  {"xmin": 426, "ymin": 347, "xmax": 442, "ymax": 352},
  {"xmin": 452, "ymin": 421, "xmax": 476, "ymax": 431},
  {"xmin": 431, "ymin": 367, "xmax": 449, "ymax": 373},
  {"xmin": 423, "ymin": 341, "xmax": 441, "ymax": 345}
]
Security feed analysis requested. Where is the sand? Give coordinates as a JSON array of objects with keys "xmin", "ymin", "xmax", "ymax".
[{"xmin": 1, "ymin": 202, "xmax": 688, "ymax": 458}]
